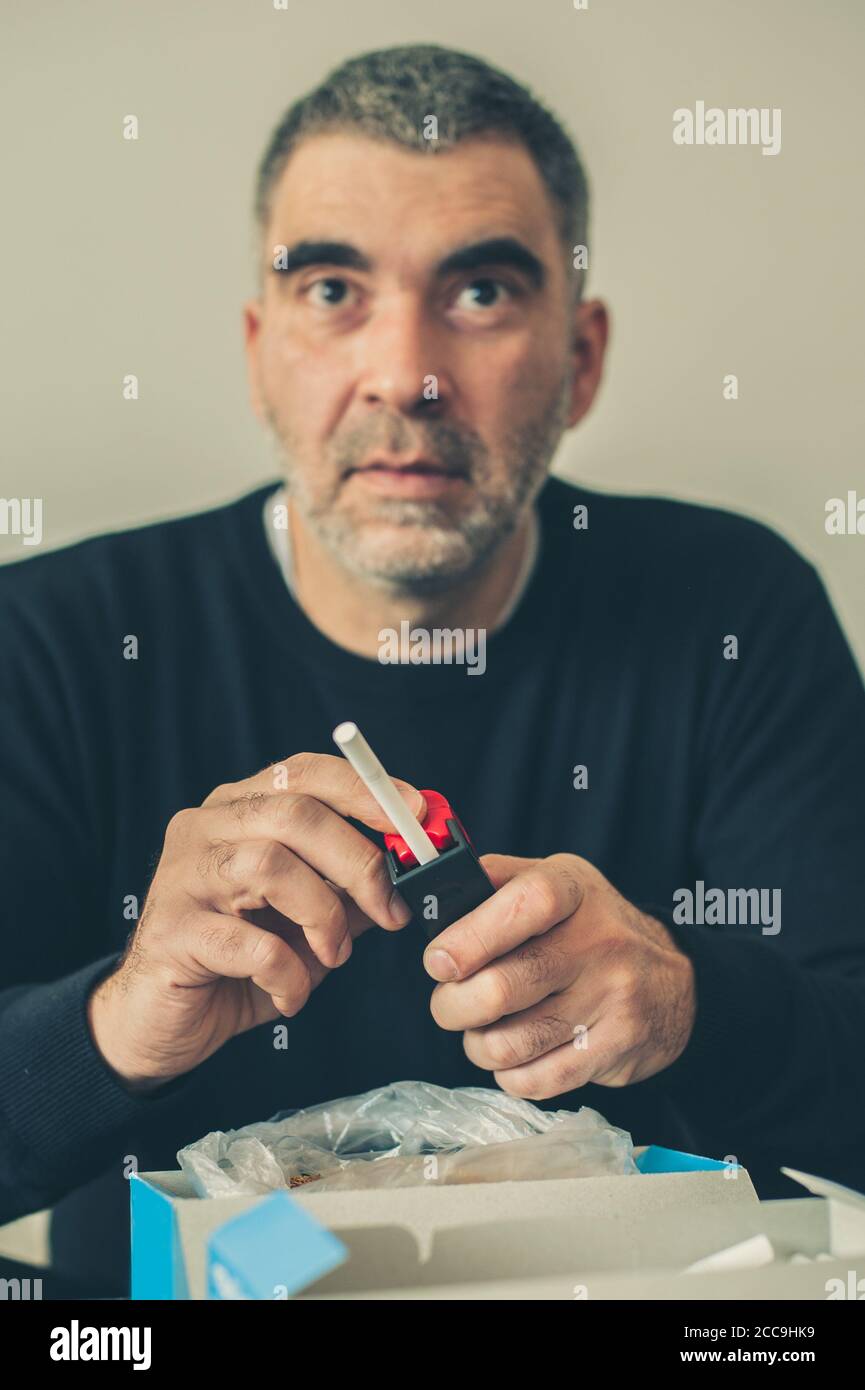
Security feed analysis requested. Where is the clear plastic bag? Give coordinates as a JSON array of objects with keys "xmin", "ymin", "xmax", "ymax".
[{"xmin": 177, "ymin": 1080, "xmax": 637, "ymax": 1198}]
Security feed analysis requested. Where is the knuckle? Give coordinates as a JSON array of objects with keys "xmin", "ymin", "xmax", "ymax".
[
  {"xmin": 282, "ymin": 752, "xmax": 317, "ymax": 787},
  {"xmin": 319, "ymin": 892, "xmax": 348, "ymax": 941},
  {"xmin": 547, "ymin": 855, "xmax": 586, "ymax": 910},
  {"xmin": 547, "ymin": 1055, "xmax": 578, "ymax": 1096},
  {"xmin": 495, "ymin": 1069, "xmax": 533, "ymax": 1100},
  {"xmin": 203, "ymin": 782, "xmax": 234, "ymax": 807},
  {"xmin": 165, "ymin": 807, "xmax": 197, "ymax": 843},
  {"xmin": 479, "ymin": 964, "xmax": 514, "ymax": 1021},
  {"xmin": 513, "ymin": 871, "xmax": 560, "ymax": 924},
  {"xmin": 515, "ymin": 1065, "xmax": 565, "ymax": 1102},
  {"xmin": 200, "ymin": 920, "xmax": 243, "ymax": 966},
  {"xmin": 275, "ymin": 792, "xmax": 322, "ymax": 835},
  {"xmin": 353, "ymin": 840, "xmax": 387, "ymax": 898},
  {"xmin": 250, "ymin": 929, "xmax": 285, "ymax": 974},
  {"xmin": 482, "ymin": 1027, "xmax": 524, "ymax": 1070},
  {"xmin": 226, "ymin": 790, "xmax": 267, "ymax": 823},
  {"xmin": 618, "ymin": 1006, "xmax": 647, "ymax": 1052},
  {"xmin": 455, "ymin": 915, "xmax": 497, "ymax": 966},
  {"xmin": 197, "ymin": 838, "xmax": 238, "ymax": 882},
  {"xmin": 612, "ymin": 967, "xmax": 640, "ymax": 1003},
  {"xmin": 599, "ymin": 942, "xmax": 639, "ymax": 996},
  {"xmin": 252, "ymin": 839, "xmax": 287, "ymax": 883},
  {"xmin": 523, "ymin": 1013, "xmax": 568, "ymax": 1058},
  {"xmin": 514, "ymin": 936, "xmax": 559, "ymax": 986},
  {"xmin": 552, "ymin": 852, "xmax": 590, "ymax": 877}
]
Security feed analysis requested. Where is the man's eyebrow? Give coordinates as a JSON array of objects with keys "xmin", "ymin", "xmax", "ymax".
[
  {"xmin": 436, "ymin": 238, "xmax": 546, "ymax": 289},
  {"xmin": 271, "ymin": 241, "xmax": 373, "ymax": 276},
  {"xmin": 269, "ymin": 236, "xmax": 546, "ymax": 288}
]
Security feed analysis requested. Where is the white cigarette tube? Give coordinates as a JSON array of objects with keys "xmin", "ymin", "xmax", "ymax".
[{"xmin": 332, "ymin": 722, "xmax": 439, "ymax": 865}]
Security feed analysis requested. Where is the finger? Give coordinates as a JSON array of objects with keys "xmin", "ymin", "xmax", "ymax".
[
  {"xmin": 179, "ymin": 909, "xmax": 315, "ymax": 1018},
  {"xmin": 193, "ymin": 838, "xmax": 355, "ymax": 968},
  {"xmin": 430, "ymin": 917, "xmax": 578, "ymax": 1031},
  {"xmin": 249, "ymin": 893, "xmax": 375, "ymax": 953},
  {"xmin": 243, "ymin": 892, "xmax": 377, "ymax": 988},
  {"xmin": 463, "ymin": 995, "xmax": 596, "ymax": 1072},
  {"xmin": 195, "ymin": 797, "xmax": 411, "ymax": 959},
  {"xmin": 478, "ymin": 853, "xmax": 539, "ymax": 889},
  {"xmin": 243, "ymin": 905, "xmax": 331, "ymax": 996},
  {"xmin": 424, "ymin": 858, "xmax": 584, "ymax": 982},
  {"xmin": 493, "ymin": 1018, "xmax": 639, "ymax": 1101},
  {"xmin": 465, "ymin": 943, "xmax": 651, "ymax": 1074},
  {"xmin": 203, "ymin": 752, "xmax": 426, "ymax": 834}
]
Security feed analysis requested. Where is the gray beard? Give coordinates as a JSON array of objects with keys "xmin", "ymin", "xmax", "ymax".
[{"xmin": 266, "ymin": 384, "xmax": 569, "ymax": 597}]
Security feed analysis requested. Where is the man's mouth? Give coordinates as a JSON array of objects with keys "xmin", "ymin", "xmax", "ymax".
[
  {"xmin": 345, "ymin": 457, "xmax": 469, "ymax": 499},
  {"xmin": 350, "ymin": 456, "xmax": 465, "ymax": 478}
]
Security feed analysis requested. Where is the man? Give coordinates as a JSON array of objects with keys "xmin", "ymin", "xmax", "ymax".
[{"xmin": 2, "ymin": 44, "xmax": 864, "ymax": 1297}]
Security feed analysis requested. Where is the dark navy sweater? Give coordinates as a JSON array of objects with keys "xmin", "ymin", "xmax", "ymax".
[{"xmin": 2, "ymin": 475, "xmax": 864, "ymax": 1293}]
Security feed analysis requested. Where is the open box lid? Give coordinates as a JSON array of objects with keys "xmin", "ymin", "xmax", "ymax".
[{"xmin": 781, "ymin": 1167, "xmax": 865, "ymax": 1257}]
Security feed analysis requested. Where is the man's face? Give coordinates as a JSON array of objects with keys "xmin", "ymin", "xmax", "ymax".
[{"xmin": 244, "ymin": 131, "xmax": 605, "ymax": 592}]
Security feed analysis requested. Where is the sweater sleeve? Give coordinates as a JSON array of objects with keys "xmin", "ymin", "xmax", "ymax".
[
  {"xmin": 0, "ymin": 955, "xmax": 198, "ymax": 1223},
  {"xmin": 0, "ymin": 565, "xmax": 198, "ymax": 1223},
  {"xmin": 651, "ymin": 547, "xmax": 865, "ymax": 1188}
]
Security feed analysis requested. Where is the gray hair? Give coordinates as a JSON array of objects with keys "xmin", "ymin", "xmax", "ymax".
[{"xmin": 254, "ymin": 44, "xmax": 589, "ymax": 294}]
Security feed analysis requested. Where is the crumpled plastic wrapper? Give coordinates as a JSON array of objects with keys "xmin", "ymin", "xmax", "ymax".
[{"xmin": 177, "ymin": 1080, "xmax": 637, "ymax": 1198}]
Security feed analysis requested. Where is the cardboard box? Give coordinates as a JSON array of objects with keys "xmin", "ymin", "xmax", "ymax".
[
  {"xmin": 301, "ymin": 1199, "xmax": 861, "ymax": 1301},
  {"xmin": 781, "ymin": 1167, "xmax": 865, "ymax": 1258},
  {"xmin": 130, "ymin": 1145, "xmax": 750, "ymax": 1299},
  {"xmin": 130, "ymin": 1145, "xmax": 865, "ymax": 1300}
]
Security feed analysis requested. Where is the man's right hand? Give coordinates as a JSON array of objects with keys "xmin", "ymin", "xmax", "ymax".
[{"xmin": 87, "ymin": 753, "xmax": 424, "ymax": 1091}]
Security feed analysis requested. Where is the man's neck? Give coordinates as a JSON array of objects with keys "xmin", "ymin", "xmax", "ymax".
[{"xmin": 276, "ymin": 494, "xmax": 536, "ymax": 659}]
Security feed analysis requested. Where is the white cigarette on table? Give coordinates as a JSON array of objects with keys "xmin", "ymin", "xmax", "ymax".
[{"xmin": 332, "ymin": 721, "xmax": 439, "ymax": 865}]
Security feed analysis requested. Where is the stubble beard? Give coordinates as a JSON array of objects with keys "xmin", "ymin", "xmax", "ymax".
[{"xmin": 264, "ymin": 381, "xmax": 570, "ymax": 597}]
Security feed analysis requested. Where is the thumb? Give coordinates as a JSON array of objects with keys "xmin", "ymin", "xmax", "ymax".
[
  {"xmin": 392, "ymin": 780, "xmax": 427, "ymax": 825},
  {"xmin": 479, "ymin": 852, "xmax": 541, "ymax": 890}
]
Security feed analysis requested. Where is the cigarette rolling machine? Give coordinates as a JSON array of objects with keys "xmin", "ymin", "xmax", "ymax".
[{"xmin": 332, "ymin": 722, "xmax": 494, "ymax": 941}]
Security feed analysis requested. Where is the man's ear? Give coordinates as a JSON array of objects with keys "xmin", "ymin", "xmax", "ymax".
[
  {"xmin": 565, "ymin": 299, "xmax": 610, "ymax": 428},
  {"xmin": 242, "ymin": 300, "xmax": 266, "ymax": 421}
]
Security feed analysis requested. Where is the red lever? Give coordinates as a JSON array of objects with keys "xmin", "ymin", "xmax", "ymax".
[{"xmin": 384, "ymin": 789, "xmax": 468, "ymax": 867}]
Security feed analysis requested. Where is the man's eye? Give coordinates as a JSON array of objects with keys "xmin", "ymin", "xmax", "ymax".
[
  {"xmin": 455, "ymin": 278, "xmax": 510, "ymax": 311},
  {"xmin": 306, "ymin": 278, "xmax": 353, "ymax": 307}
]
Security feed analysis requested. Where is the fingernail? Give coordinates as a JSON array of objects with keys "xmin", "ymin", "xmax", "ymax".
[
  {"xmin": 424, "ymin": 948, "xmax": 458, "ymax": 982},
  {"xmin": 335, "ymin": 934, "xmax": 353, "ymax": 966},
  {"xmin": 389, "ymin": 890, "xmax": 412, "ymax": 926}
]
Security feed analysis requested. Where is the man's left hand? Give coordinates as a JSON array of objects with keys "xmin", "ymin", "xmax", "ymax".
[{"xmin": 424, "ymin": 854, "xmax": 696, "ymax": 1098}]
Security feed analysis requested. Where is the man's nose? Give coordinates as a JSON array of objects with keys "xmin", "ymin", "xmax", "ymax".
[{"xmin": 356, "ymin": 300, "xmax": 449, "ymax": 414}]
